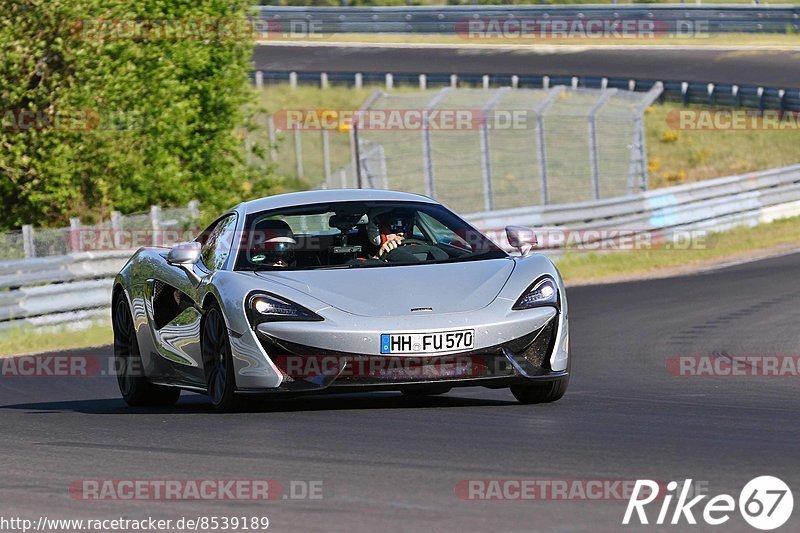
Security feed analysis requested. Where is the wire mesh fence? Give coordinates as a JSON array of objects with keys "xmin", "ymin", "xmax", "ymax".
[{"xmin": 250, "ymin": 84, "xmax": 662, "ymax": 215}]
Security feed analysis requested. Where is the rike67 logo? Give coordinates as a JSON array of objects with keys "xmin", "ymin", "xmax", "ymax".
[{"xmin": 623, "ymin": 477, "xmax": 793, "ymax": 530}]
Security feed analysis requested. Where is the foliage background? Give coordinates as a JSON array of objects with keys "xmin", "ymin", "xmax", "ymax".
[{"xmin": 0, "ymin": 0, "xmax": 283, "ymax": 229}]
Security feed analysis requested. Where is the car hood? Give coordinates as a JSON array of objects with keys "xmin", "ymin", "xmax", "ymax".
[{"xmin": 252, "ymin": 259, "xmax": 515, "ymax": 317}]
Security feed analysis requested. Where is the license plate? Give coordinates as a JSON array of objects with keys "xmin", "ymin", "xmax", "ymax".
[{"xmin": 380, "ymin": 329, "xmax": 474, "ymax": 355}]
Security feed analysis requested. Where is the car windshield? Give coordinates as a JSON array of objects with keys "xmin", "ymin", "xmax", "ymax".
[{"xmin": 234, "ymin": 200, "xmax": 506, "ymax": 271}]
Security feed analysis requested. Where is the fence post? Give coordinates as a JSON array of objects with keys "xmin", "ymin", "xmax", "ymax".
[
  {"xmin": 322, "ymin": 128, "xmax": 332, "ymax": 187},
  {"xmin": 587, "ymin": 89, "xmax": 617, "ymax": 201},
  {"xmin": 69, "ymin": 217, "xmax": 82, "ymax": 252},
  {"xmin": 349, "ymin": 124, "xmax": 361, "ymax": 188},
  {"xmin": 267, "ymin": 115, "xmax": 277, "ymax": 162},
  {"xmin": 378, "ymin": 144, "xmax": 389, "ymax": 189},
  {"xmin": 294, "ymin": 126, "xmax": 304, "ymax": 178},
  {"xmin": 111, "ymin": 211, "xmax": 122, "ymax": 231},
  {"xmin": 421, "ymin": 87, "xmax": 452, "ymax": 198},
  {"xmin": 22, "ymin": 224, "xmax": 35, "ymax": 259},
  {"xmin": 150, "ymin": 205, "xmax": 161, "ymax": 247},
  {"xmin": 187, "ymin": 201, "xmax": 200, "ymax": 228},
  {"xmin": 533, "ymin": 86, "xmax": 564, "ymax": 205},
  {"xmin": 479, "ymin": 87, "xmax": 510, "ymax": 211},
  {"xmin": 629, "ymin": 82, "xmax": 664, "ymax": 193}
]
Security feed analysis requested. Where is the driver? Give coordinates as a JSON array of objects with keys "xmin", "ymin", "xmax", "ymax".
[
  {"xmin": 367, "ymin": 209, "xmax": 415, "ymax": 260},
  {"xmin": 250, "ymin": 219, "xmax": 296, "ymax": 267}
]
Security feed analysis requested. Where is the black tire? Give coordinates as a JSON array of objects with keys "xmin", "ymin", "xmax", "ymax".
[
  {"xmin": 201, "ymin": 303, "xmax": 240, "ymax": 412},
  {"xmin": 113, "ymin": 294, "xmax": 181, "ymax": 407},
  {"xmin": 510, "ymin": 376, "xmax": 569, "ymax": 404},
  {"xmin": 401, "ymin": 386, "xmax": 451, "ymax": 397}
]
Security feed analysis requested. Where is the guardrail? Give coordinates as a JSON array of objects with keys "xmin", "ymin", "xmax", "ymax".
[
  {"xmin": 253, "ymin": 70, "xmax": 800, "ymax": 112},
  {"xmin": 3, "ymin": 164, "xmax": 800, "ymax": 332},
  {"xmin": 254, "ymin": 5, "xmax": 800, "ymax": 34},
  {"xmin": 466, "ymin": 164, "xmax": 800, "ymax": 249},
  {"xmin": 0, "ymin": 250, "xmax": 131, "ymax": 331}
]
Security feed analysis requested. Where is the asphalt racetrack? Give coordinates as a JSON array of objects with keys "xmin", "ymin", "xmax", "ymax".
[
  {"xmin": 253, "ymin": 43, "xmax": 800, "ymax": 88},
  {"xmin": 1, "ymin": 251, "xmax": 799, "ymax": 531}
]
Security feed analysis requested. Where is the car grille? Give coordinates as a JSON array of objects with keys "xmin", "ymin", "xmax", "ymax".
[{"xmin": 256, "ymin": 318, "xmax": 558, "ymax": 387}]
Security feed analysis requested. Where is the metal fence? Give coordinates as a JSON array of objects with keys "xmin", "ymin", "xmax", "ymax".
[
  {"xmin": 253, "ymin": 71, "xmax": 800, "ymax": 113},
  {"xmin": 254, "ymin": 5, "xmax": 800, "ymax": 34},
  {"xmin": 0, "ymin": 202, "xmax": 200, "ymax": 261},
  {"xmin": 249, "ymin": 84, "xmax": 663, "ymax": 214}
]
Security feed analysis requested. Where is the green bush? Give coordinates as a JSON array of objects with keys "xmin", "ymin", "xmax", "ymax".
[{"xmin": 0, "ymin": 0, "xmax": 277, "ymax": 228}]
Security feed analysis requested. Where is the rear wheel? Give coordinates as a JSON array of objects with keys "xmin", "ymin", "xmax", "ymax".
[
  {"xmin": 201, "ymin": 303, "xmax": 239, "ymax": 412},
  {"xmin": 510, "ymin": 376, "xmax": 569, "ymax": 404},
  {"xmin": 113, "ymin": 295, "xmax": 180, "ymax": 407}
]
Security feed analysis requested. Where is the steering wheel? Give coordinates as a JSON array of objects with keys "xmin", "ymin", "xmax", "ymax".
[{"xmin": 381, "ymin": 239, "xmax": 447, "ymax": 262}]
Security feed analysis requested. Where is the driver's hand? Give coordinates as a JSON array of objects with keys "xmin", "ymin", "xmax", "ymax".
[{"xmin": 377, "ymin": 233, "xmax": 405, "ymax": 258}]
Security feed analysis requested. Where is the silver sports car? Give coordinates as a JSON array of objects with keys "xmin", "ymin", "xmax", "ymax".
[{"xmin": 113, "ymin": 189, "xmax": 569, "ymax": 410}]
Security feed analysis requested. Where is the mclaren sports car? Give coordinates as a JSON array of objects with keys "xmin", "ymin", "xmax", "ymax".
[{"xmin": 112, "ymin": 189, "xmax": 569, "ymax": 410}]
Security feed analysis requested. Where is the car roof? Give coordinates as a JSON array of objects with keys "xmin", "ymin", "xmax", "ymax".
[{"xmin": 239, "ymin": 189, "xmax": 437, "ymax": 215}]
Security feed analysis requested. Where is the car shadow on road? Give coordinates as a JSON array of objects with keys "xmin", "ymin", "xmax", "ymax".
[{"xmin": 0, "ymin": 391, "xmax": 519, "ymax": 415}]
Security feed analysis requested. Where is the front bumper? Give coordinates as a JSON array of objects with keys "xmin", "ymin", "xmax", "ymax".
[{"xmin": 239, "ymin": 313, "xmax": 564, "ymax": 394}]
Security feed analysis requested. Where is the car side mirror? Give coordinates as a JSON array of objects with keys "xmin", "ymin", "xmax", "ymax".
[
  {"xmin": 506, "ymin": 226, "xmax": 537, "ymax": 257},
  {"xmin": 167, "ymin": 241, "xmax": 202, "ymax": 266}
]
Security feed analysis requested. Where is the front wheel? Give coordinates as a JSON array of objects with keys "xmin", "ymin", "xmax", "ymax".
[
  {"xmin": 201, "ymin": 303, "xmax": 240, "ymax": 412},
  {"xmin": 510, "ymin": 376, "xmax": 569, "ymax": 404},
  {"xmin": 113, "ymin": 295, "xmax": 181, "ymax": 407}
]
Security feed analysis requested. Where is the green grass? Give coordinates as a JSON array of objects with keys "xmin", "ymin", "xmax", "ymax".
[
  {"xmin": 0, "ymin": 320, "xmax": 112, "ymax": 357},
  {"xmin": 645, "ymin": 104, "xmax": 800, "ymax": 188},
  {"xmin": 557, "ymin": 215, "xmax": 800, "ymax": 283}
]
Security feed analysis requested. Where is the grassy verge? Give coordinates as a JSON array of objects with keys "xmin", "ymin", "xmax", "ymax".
[
  {"xmin": 0, "ymin": 320, "xmax": 112, "ymax": 358},
  {"xmin": 646, "ymin": 104, "xmax": 800, "ymax": 188},
  {"xmin": 557, "ymin": 215, "xmax": 800, "ymax": 283},
  {"xmin": 267, "ymin": 33, "xmax": 800, "ymax": 48}
]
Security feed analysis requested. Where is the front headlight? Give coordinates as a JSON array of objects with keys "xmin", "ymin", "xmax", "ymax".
[
  {"xmin": 512, "ymin": 276, "xmax": 559, "ymax": 310},
  {"xmin": 247, "ymin": 293, "xmax": 323, "ymax": 325}
]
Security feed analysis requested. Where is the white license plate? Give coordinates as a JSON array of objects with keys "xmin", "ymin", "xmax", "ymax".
[{"xmin": 380, "ymin": 329, "xmax": 474, "ymax": 355}]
